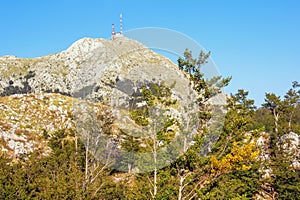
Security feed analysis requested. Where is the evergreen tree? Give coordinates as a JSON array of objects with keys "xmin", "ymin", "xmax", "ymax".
[
  {"xmin": 174, "ymin": 49, "xmax": 233, "ymax": 199},
  {"xmin": 261, "ymin": 82, "xmax": 300, "ymax": 199},
  {"xmin": 204, "ymin": 90, "xmax": 260, "ymax": 199}
]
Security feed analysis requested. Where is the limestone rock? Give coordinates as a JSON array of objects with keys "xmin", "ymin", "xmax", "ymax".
[{"xmin": 0, "ymin": 36, "xmax": 200, "ymax": 158}]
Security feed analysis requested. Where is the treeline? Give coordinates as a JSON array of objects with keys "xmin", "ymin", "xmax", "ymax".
[{"xmin": 0, "ymin": 50, "xmax": 299, "ymax": 199}]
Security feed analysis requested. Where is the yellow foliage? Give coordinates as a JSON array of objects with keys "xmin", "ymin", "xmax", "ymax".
[
  {"xmin": 210, "ymin": 141, "xmax": 259, "ymax": 174},
  {"xmin": 241, "ymin": 164, "xmax": 252, "ymax": 171}
]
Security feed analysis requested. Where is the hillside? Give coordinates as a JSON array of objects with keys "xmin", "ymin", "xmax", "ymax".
[
  {"xmin": 0, "ymin": 92, "xmax": 115, "ymax": 157},
  {"xmin": 0, "ymin": 36, "xmax": 203, "ymax": 159},
  {"xmin": 0, "ymin": 36, "xmax": 188, "ymax": 101},
  {"xmin": 0, "ymin": 36, "xmax": 299, "ymax": 200}
]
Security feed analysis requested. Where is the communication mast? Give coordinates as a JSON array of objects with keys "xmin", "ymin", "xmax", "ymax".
[
  {"xmin": 120, "ymin": 13, "xmax": 123, "ymax": 34},
  {"xmin": 111, "ymin": 13, "xmax": 123, "ymax": 39},
  {"xmin": 111, "ymin": 23, "xmax": 115, "ymax": 39}
]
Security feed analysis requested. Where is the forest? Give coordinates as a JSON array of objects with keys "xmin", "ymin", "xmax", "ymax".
[{"xmin": 0, "ymin": 49, "xmax": 299, "ymax": 200}]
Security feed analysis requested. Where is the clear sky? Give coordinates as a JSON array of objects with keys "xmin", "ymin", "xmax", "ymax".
[{"xmin": 0, "ymin": 0, "xmax": 299, "ymax": 106}]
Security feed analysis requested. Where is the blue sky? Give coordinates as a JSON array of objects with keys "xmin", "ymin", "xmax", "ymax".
[{"xmin": 0, "ymin": 0, "xmax": 299, "ymax": 106}]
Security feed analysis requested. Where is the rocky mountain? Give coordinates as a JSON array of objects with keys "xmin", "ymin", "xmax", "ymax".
[
  {"xmin": 0, "ymin": 36, "xmax": 201, "ymax": 158},
  {"xmin": 1, "ymin": 36, "xmax": 299, "ymax": 200},
  {"xmin": 0, "ymin": 36, "xmax": 190, "ymax": 101}
]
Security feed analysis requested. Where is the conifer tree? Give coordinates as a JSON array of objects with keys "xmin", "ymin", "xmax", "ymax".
[
  {"xmin": 174, "ymin": 49, "xmax": 232, "ymax": 199},
  {"xmin": 262, "ymin": 82, "xmax": 300, "ymax": 199}
]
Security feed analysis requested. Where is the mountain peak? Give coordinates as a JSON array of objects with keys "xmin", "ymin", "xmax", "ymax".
[
  {"xmin": 0, "ymin": 36, "xmax": 196, "ymax": 158},
  {"xmin": 0, "ymin": 36, "xmax": 180, "ymax": 99}
]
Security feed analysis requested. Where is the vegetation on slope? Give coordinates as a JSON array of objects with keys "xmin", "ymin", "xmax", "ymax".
[{"xmin": 0, "ymin": 48, "xmax": 299, "ymax": 199}]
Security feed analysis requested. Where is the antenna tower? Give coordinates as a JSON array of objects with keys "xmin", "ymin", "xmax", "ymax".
[
  {"xmin": 120, "ymin": 13, "xmax": 123, "ymax": 34},
  {"xmin": 111, "ymin": 23, "xmax": 115, "ymax": 38}
]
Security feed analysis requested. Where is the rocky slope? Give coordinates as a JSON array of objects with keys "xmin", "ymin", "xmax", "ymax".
[
  {"xmin": 0, "ymin": 36, "xmax": 200, "ymax": 157},
  {"xmin": 257, "ymin": 131, "xmax": 300, "ymax": 170},
  {"xmin": 0, "ymin": 36, "xmax": 189, "ymax": 102},
  {"xmin": 0, "ymin": 92, "xmax": 114, "ymax": 157}
]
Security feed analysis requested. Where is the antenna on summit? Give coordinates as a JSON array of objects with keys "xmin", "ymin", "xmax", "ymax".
[
  {"xmin": 111, "ymin": 23, "xmax": 115, "ymax": 38},
  {"xmin": 111, "ymin": 13, "xmax": 123, "ymax": 39},
  {"xmin": 120, "ymin": 13, "xmax": 123, "ymax": 34}
]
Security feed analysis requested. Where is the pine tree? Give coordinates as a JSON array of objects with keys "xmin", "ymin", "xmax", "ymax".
[
  {"xmin": 261, "ymin": 82, "xmax": 300, "ymax": 199},
  {"xmin": 174, "ymin": 49, "xmax": 232, "ymax": 199}
]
